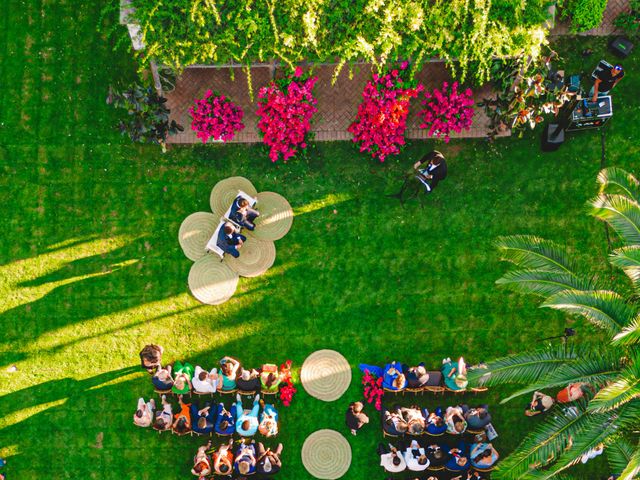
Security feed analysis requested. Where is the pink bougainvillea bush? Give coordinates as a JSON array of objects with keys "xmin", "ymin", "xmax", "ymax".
[
  {"xmin": 189, "ymin": 90, "xmax": 245, "ymax": 143},
  {"xmin": 348, "ymin": 61, "xmax": 423, "ymax": 162},
  {"xmin": 256, "ymin": 67, "xmax": 318, "ymax": 162},
  {"xmin": 362, "ymin": 369, "xmax": 384, "ymax": 411},
  {"xmin": 418, "ymin": 81, "xmax": 475, "ymax": 143}
]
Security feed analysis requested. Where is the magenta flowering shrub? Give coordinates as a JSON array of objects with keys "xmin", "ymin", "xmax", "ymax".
[
  {"xmin": 418, "ymin": 81, "xmax": 475, "ymax": 143},
  {"xmin": 189, "ymin": 90, "xmax": 245, "ymax": 143},
  {"xmin": 348, "ymin": 62, "xmax": 423, "ymax": 162},
  {"xmin": 256, "ymin": 68, "xmax": 318, "ymax": 162}
]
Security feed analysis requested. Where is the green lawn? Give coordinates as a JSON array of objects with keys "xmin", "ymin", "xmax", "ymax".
[{"xmin": 1, "ymin": 1, "xmax": 639, "ymax": 479}]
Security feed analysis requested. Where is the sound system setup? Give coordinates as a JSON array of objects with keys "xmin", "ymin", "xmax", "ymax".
[{"xmin": 566, "ymin": 96, "xmax": 612, "ymax": 132}]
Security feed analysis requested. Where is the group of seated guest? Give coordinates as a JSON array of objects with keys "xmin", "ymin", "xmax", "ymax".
[
  {"xmin": 379, "ymin": 439, "xmax": 500, "ymax": 473},
  {"xmin": 151, "ymin": 356, "xmax": 288, "ymax": 395},
  {"xmin": 134, "ymin": 394, "xmax": 278, "ymax": 437},
  {"xmin": 191, "ymin": 439, "xmax": 284, "ymax": 477},
  {"xmin": 358, "ymin": 358, "xmax": 469, "ymax": 392},
  {"xmin": 217, "ymin": 195, "xmax": 261, "ymax": 258},
  {"xmin": 383, "ymin": 403, "xmax": 491, "ymax": 437}
]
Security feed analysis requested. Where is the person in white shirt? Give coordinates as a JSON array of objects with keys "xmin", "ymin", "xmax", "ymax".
[
  {"xmin": 403, "ymin": 439, "xmax": 430, "ymax": 471},
  {"xmin": 153, "ymin": 394, "xmax": 173, "ymax": 431},
  {"xmin": 133, "ymin": 397, "xmax": 155, "ymax": 427},
  {"xmin": 192, "ymin": 365, "xmax": 219, "ymax": 393},
  {"xmin": 378, "ymin": 443, "xmax": 406, "ymax": 473}
]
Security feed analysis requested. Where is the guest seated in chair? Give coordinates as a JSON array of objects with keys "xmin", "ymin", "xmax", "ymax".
[
  {"xmin": 256, "ymin": 442, "xmax": 283, "ymax": 475},
  {"xmin": 191, "ymin": 440, "xmax": 212, "ymax": 477},
  {"xmin": 236, "ymin": 394, "xmax": 261, "ymax": 436},
  {"xmin": 401, "ymin": 406, "xmax": 426, "ymax": 435},
  {"xmin": 446, "ymin": 443, "xmax": 470, "ymax": 472},
  {"xmin": 462, "ymin": 405, "xmax": 492, "ymax": 430},
  {"xmin": 426, "ymin": 408, "xmax": 448, "ymax": 435},
  {"xmin": 525, "ymin": 391, "xmax": 555, "ymax": 416},
  {"xmin": 403, "ymin": 439, "xmax": 430, "ymax": 471},
  {"xmin": 133, "ymin": 397, "xmax": 155, "ymax": 427},
  {"xmin": 442, "ymin": 357, "xmax": 468, "ymax": 391},
  {"xmin": 193, "ymin": 365, "xmax": 219, "ymax": 394},
  {"xmin": 426, "ymin": 443, "xmax": 448, "ymax": 467},
  {"xmin": 445, "ymin": 406, "xmax": 468, "ymax": 434},
  {"xmin": 218, "ymin": 222, "xmax": 246, "ymax": 258},
  {"xmin": 470, "ymin": 443, "xmax": 499, "ymax": 469},
  {"xmin": 153, "ymin": 394, "xmax": 173, "ymax": 431},
  {"xmin": 152, "ymin": 364, "xmax": 174, "ymax": 391},
  {"xmin": 260, "ymin": 367, "xmax": 281, "ymax": 394},
  {"xmin": 191, "ymin": 402, "xmax": 216, "ymax": 435},
  {"xmin": 383, "ymin": 362, "xmax": 407, "ymax": 391},
  {"xmin": 230, "ymin": 197, "xmax": 260, "ymax": 231},
  {"xmin": 237, "ymin": 368, "xmax": 261, "ymax": 393},
  {"xmin": 404, "ymin": 363, "xmax": 431, "ymax": 389},
  {"xmin": 383, "ymin": 406, "xmax": 409, "ymax": 436},
  {"xmin": 556, "ymin": 383, "xmax": 588, "ymax": 403},
  {"xmin": 212, "ymin": 438, "xmax": 234, "ymax": 476},
  {"xmin": 214, "ymin": 402, "xmax": 237, "ymax": 435},
  {"xmin": 220, "ymin": 356, "xmax": 241, "ymax": 391},
  {"xmin": 378, "ymin": 443, "xmax": 407, "ymax": 473},
  {"xmin": 173, "ymin": 394, "xmax": 192, "ymax": 434},
  {"xmin": 234, "ymin": 441, "xmax": 257, "ymax": 475},
  {"xmin": 172, "ymin": 360, "xmax": 194, "ymax": 395},
  {"xmin": 258, "ymin": 403, "xmax": 278, "ymax": 437}
]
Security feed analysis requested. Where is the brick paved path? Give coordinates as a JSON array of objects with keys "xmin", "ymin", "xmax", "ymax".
[{"xmin": 167, "ymin": 62, "xmax": 503, "ymax": 144}]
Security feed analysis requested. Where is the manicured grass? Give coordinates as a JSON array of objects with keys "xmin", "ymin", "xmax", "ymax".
[{"xmin": 0, "ymin": 2, "xmax": 639, "ymax": 479}]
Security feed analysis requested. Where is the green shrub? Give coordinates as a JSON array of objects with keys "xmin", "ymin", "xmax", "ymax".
[{"xmin": 562, "ymin": 0, "xmax": 608, "ymax": 32}]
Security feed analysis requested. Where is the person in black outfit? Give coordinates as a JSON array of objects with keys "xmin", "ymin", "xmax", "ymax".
[
  {"xmin": 216, "ymin": 222, "xmax": 246, "ymax": 258},
  {"xmin": 591, "ymin": 64, "xmax": 624, "ymax": 101},
  {"xmin": 389, "ymin": 151, "xmax": 448, "ymax": 203},
  {"xmin": 230, "ymin": 196, "xmax": 260, "ymax": 230}
]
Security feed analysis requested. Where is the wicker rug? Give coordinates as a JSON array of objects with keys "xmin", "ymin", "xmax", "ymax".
[
  {"xmin": 210, "ymin": 177, "xmax": 258, "ymax": 218},
  {"xmin": 188, "ymin": 256, "xmax": 239, "ymax": 305},
  {"xmin": 223, "ymin": 237, "xmax": 276, "ymax": 277},
  {"xmin": 300, "ymin": 350, "xmax": 352, "ymax": 402},
  {"xmin": 301, "ymin": 429, "xmax": 352, "ymax": 480},
  {"xmin": 178, "ymin": 212, "xmax": 218, "ymax": 261},
  {"xmin": 249, "ymin": 191, "xmax": 294, "ymax": 241}
]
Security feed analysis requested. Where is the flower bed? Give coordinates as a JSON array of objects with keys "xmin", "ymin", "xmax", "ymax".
[
  {"xmin": 418, "ymin": 81, "xmax": 475, "ymax": 143},
  {"xmin": 189, "ymin": 90, "xmax": 245, "ymax": 143}
]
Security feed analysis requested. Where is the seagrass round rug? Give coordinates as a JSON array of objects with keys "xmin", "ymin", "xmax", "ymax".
[
  {"xmin": 223, "ymin": 237, "xmax": 276, "ymax": 277},
  {"xmin": 210, "ymin": 177, "xmax": 258, "ymax": 218},
  {"xmin": 188, "ymin": 256, "xmax": 239, "ymax": 305},
  {"xmin": 301, "ymin": 429, "xmax": 351, "ymax": 480},
  {"xmin": 178, "ymin": 212, "xmax": 218, "ymax": 261},
  {"xmin": 300, "ymin": 350, "xmax": 351, "ymax": 402},
  {"xmin": 248, "ymin": 191, "xmax": 294, "ymax": 241}
]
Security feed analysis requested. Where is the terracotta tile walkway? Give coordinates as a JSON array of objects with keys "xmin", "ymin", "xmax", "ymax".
[
  {"xmin": 166, "ymin": 62, "xmax": 503, "ymax": 144},
  {"xmin": 550, "ymin": 0, "xmax": 629, "ymax": 35}
]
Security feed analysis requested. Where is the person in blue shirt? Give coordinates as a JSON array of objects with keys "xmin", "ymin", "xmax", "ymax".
[
  {"xmin": 216, "ymin": 222, "xmax": 246, "ymax": 258},
  {"xmin": 426, "ymin": 407, "xmax": 448, "ymax": 435},
  {"xmin": 470, "ymin": 443, "xmax": 499, "ymax": 469},
  {"xmin": 214, "ymin": 402, "xmax": 237, "ymax": 436},
  {"xmin": 358, "ymin": 361, "xmax": 407, "ymax": 390},
  {"xmin": 258, "ymin": 403, "xmax": 279, "ymax": 437},
  {"xmin": 230, "ymin": 196, "xmax": 260, "ymax": 230},
  {"xmin": 236, "ymin": 393, "xmax": 261, "ymax": 436},
  {"xmin": 234, "ymin": 441, "xmax": 257, "ymax": 475},
  {"xmin": 445, "ymin": 442, "xmax": 470, "ymax": 472},
  {"xmin": 191, "ymin": 402, "xmax": 216, "ymax": 435}
]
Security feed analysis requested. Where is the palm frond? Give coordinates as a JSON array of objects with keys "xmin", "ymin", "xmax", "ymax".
[
  {"xmin": 589, "ymin": 193, "xmax": 640, "ymax": 246},
  {"xmin": 542, "ymin": 290, "xmax": 634, "ymax": 336},
  {"xmin": 502, "ymin": 353, "xmax": 622, "ymax": 403},
  {"xmin": 606, "ymin": 437, "xmax": 635, "ymax": 476},
  {"xmin": 597, "ymin": 167, "xmax": 640, "ymax": 201},
  {"xmin": 619, "ymin": 444, "xmax": 640, "ymax": 480},
  {"xmin": 496, "ymin": 269, "xmax": 592, "ymax": 297},
  {"xmin": 467, "ymin": 345, "xmax": 581, "ymax": 387},
  {"xmin": 589, "ymin": 358, "xmax": 640, "ymax": 413},
  {"xmin": 612, "ymin": 313, "xmax": 640, "ymax": 347},
  {"xmin": 610, "ymin": 246, "xmax": 640, "ymax": 293},
  {"xmin": 495, "ymin": 235, "xmax": 577, "ymax": 274}
]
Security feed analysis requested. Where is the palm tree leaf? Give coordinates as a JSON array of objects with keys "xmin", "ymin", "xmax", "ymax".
[
  {"xmin": 597, "ymin": 167, "xmax": 640, "ymax": 201},
  {"xmin": 606, "ymin": 437, "xmax": 635, "ymax": 476},
  {"xmin": 495, "ymin": 235, "xmax": 577, "ymax": 274},
  {"xmin": 502, "ymin": 353, "xmax": 622, "ymax": 403},
  {"xmin": 612, "ymin": 313, "xmax": 640, "ymax": 347},
  {"xmin": 496, "ymin": 269, "xmax": 592, "ymax": 297},
  {"xmin": 619, "ymin": 444, "xmax": 640, "ymax": 480},
  {"xmin": 542, "ymin": 290, "xmax": 634, "ymax": 336},
  {"xmin": 589, "ymin": 193, "xmax": 640, "ymax": 246},
  {"xmin": 589, "ymin": 358, "xmax": 640, "ymax": 413},
  {"xmin": 610, "ymin": 246, "xmax": 640, "ymax": 293},
  {"xmin": 467, "ymin": 345, "xmax": 581, "ymax": 387}
]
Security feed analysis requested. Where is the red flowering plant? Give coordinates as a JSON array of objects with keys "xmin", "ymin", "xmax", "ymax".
[
  {"xmin": 256, "ymin": 67, "xmax": 318, "ymax": 162},
  {"xmin": 189, "ymin": 89, "xmax": 245, "ymax": 143},
  {"xmin": 418, "ymin": 81, "xmax": 475, "ymax": 143},
  {"xmin": 278, "ymin": 360, "xmax": 297, "ymax": 406},
  {"xmin": 348, "ymin": 61, "xmax": 423, "ymax": 162},
  {"xmin": 362, "ymin": 369, "xmax": 384, "ymax": 411}
]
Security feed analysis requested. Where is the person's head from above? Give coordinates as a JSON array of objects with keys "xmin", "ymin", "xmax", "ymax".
[
  {"xmin": 176, "ymin": 417, "xmax": 188, "ymax": 431},
  {"xmin": 392, "ymin": 455, "xmax": 402, "ymax": 466},
  {"xmin": 155, "ymin": 418, "xmax": 166, "ymax": 429},
  {"xmin": 198, "ymin": 370, "xmax": 208, "ymax": 381},
  {"xmin": 409, "ymin": 422, "xmax": 424, "ymax": 434},
  {"xmin": 241, "ymin": 369, "xmax": 251, "ymax": 381},
  {"xmin": 194, "ymin": 461, "xmax": 208, "ymax": 474},
  {"xmin": 219, "ymin": 420, "xmax": 229, "ymax": 431},
  {"xmin": 612, "ymin": 64, "xmax": 624, "ymax": 76},
  {"xmin": 219, "ymin": 463, "xmax": 230, "ymax": 474},
  {"xmin": 242, "ymin": 420, "xmax": 251, "ymax": 431},
  {"xmin": 418, "ymin": 455, "xmax": 428, "ymax": 465},
  {"xmin": 265, "ymin": 372, "xmax": 277, "ymax": 387},
  {"xmin": 239, "ymin": 460, "xmax": 251, "ymax": 474},
  {"xmin": 157, "ymin": 368, "xmax": 170, "ymax": 380},
  {"xmin": 135, "ymin": 409, "xmax": 143, "ymax": 418},
  {"xmin": 454, "ymin": 420, "xmax": 465, "ymax": 433},
  {"xmin": 430, "ymin": 151, "xmax": 445, "ymax": 165},
  {"xmin": 221, "ymin": 362, "xmax": 233, "ymax": 376},
  {"xmin": 416, "ymin": 365, "xmax": 427, "ymax": 377},
  {"xmin": 427, "ymin": 477, "xmax": 438, "ymax": 480},
  {"xmin": 393, "ymin": 374, "xmax": 406, "ymax": 389},
  {"xmin": 397, "ymin": 421, "xmax": 408, "ymax": 433},
  {"xmin": 352, "ymin": 401, "xmax": 364, "ymax": 413},
  {"xmin": 263, "ymin": 457, "xmax": 272, "ymax": 473},
  {"xmin": 198, "ymin": 417, "xmax": 207, "ymax": 429},
  {"xmin": 238, "ymin": 198, "xmax": 249, "ymax": 210},
  {"xmin": 457, "ymin": 456, "xmax": 468, "ymax": 466},
  {"xmin": 478, "ymin": 409, "xmax": 488, "ymax": 419},
  {"xmin": 433, "ymin": 449, "xmax": 444, "ymax": 460},
  {"xmin": 224, "ymin": 223, "xmax": 235, "ymax": 235}
]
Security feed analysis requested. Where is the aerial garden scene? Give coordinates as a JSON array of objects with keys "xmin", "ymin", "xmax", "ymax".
[{"xmin": 2, "ymin": 0, "xmax": 640, "ymax": 479}]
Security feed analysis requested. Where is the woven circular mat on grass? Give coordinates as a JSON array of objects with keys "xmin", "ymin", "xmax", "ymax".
[
  {"xmin": 223, "ymin": 237, "xmax": 276, "ymax": 277},
  {"xmin": 248, "ymin": 192, "xmax": 294, "ymax": 241},
  {"xmin": 188, "ymin": 256, "xmax": 239, "ymax": 305},
  {"xmin": 301, "ymin": 429, "xmax": 351, "ymax": 480},
  {"xmin": 210, "ymin": 177, "xmax": 258, "ymax": 218},
  {"xmin": 178, "ymin": 212, "xmax": 218, "ymax": 261},
  {"xmin": 300, "ymin": 350, "xmax": 351, "ymax": 402}
]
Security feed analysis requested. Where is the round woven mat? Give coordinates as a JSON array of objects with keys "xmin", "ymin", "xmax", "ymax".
[
  {"xmin": 301, "ymin": 429, "xmax": 352, "ymax": 480},
  {"xmin": 178, "ymin": 212, "xmax": 218, "ymax": 261},
  {"xmin": 210, "ymin": 177, "xmax": 258, "ymax": 218},
  {"xmin": 188, "ymin": 256, "xmax": 239, "ymax": 305},
  {"xmin": 223, "ymin": 237, "xmax": 276, "ymax": 277},
  {"xmin": 248, "ymin": 192, "xmax": 294, "ymax": 241},
  {"xmin": 300, "ymin": 350, "xmax": 351, "ymax": 402}
]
